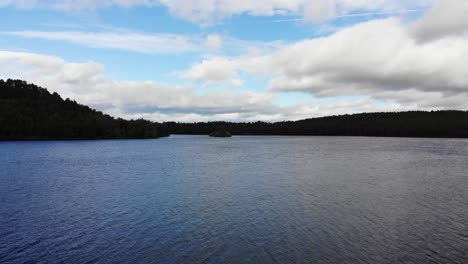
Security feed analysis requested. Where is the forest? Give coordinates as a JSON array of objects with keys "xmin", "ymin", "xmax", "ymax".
[
  {"xmin": 0, "ymin": 79, "xmax": 168, "ymax": 140},
  {"xmin": 2, "ymin": 79, "xmax": 468, "ymax": 140},
  {"xmin": 165, "ymin": 111, "xmax": 468, "ymax": 138}
]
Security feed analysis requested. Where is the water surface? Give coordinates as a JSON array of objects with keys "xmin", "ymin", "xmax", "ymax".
[{"xmin": 1, "ymin": 136, "xmax": 468, "ymax": 263}]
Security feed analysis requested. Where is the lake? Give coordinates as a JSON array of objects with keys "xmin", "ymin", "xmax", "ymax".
[{"xmin": 1, "ymin": 136, "xmax": 468, "ymax": 263}]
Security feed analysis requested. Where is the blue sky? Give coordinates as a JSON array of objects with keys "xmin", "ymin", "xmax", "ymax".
[{"xmin": 1, "ymin": 0, "xmax": 467, "ymax": 122}]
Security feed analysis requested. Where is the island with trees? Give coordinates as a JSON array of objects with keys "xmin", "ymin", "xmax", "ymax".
[{"xmin": 209, "ymin": 129, "xmax": 232, "ymax": 138}]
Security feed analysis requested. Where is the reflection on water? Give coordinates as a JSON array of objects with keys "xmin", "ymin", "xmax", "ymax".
[{"xmin": 1, "ymin": 136, "xmax": 468, "ymax": 263}]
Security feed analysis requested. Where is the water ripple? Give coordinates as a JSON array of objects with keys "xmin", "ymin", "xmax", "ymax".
[{"xmin": 1, "ymin": 136, "xmax": 468, "ymax": 263}]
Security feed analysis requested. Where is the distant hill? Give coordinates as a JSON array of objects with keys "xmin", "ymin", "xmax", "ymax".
[
  {"xmin": 165, "ymin": 111, "xmax": 468, "ymax": 138},
  {"xmin": 0, "ymin": 79, "xmax": 168, "ymax": 140}
]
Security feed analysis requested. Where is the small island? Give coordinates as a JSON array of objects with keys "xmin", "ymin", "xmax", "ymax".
[{"xmin": 209, "ymin": 129, "xmax": 232, "ymax": 138}]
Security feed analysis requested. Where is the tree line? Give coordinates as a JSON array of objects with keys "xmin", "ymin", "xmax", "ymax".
[
  {"xmin": 0, "ymin": 79, "xmax": 168, "ymax": 140},
  {"xmin": 164, "ymin": 111, "xmax": 468, "ymax": 138},
  {"xmin": 2, "ymin": 79, "xmax": 468, "ymax": 140}
]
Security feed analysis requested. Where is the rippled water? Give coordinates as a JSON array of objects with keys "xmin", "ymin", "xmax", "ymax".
[{"xmin": 1, "ymin": 136, "xmax": 468, "ymax": 263}]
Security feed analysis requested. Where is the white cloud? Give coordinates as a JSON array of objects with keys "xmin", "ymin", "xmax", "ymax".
[
  {"xmin": 0, "ymin": 0, "xmax": 432, "ymax": 24},
  {"xmin": 183, "ymin": 17, "xmax": 468, "ymax": 109},
  {"xmin": 205, "ymin": 34, "xmax": 223, "ymax": 50},
  {"xmin": 264, "ymin": 18, "xmax": 468, "ymax": 96},
  {"xmin": 303, "ymin": 0, "xmax": 336, "ymax": 22},
  {"xmin": 0, "ymin": 50, "xmax": 283, "ymax": 121},
  {"xmin": 0, "ymin": 0, "xmax": 158, "ymax": 10},
  {"xmin": 2, "ymin": 31, "xmax": 199, "ymax": 54},
  {"xmin": 3, "ymin": 0, "xmax": 468, "ymax": 121},
  {"xmin": 183, "ymin": 57, "xmax": 238, "ymax": 83},
  {"xmin": 158, "ymin": 0, "xmax": 431, "ymax": 24},
  {"xmin": 2, "ymin": 30, "xmax": 284, "ymax": 56},
  {"xmin": 2, "ymin": 49, "xmax": 444, "ymax": 122},
  {"xmin": 411, "ymin": 0, "xmax": 468, "ymax": 41}
]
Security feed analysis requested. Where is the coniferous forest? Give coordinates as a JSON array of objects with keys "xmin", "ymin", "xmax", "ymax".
[
  {"xmin": 1, "ymin": 79, "xmax": 468, "ymax": 140},
  {"xmin": 0, "ymin": 79, "xmax": 168, "ymax": 140},
  {"xmin": 166, "ymin": 111, "xmax": 468, "ymax": 138}
]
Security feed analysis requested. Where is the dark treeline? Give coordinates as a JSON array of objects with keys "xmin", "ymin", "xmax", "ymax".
[
  {"xmin": 2, "ymin": 79, "xmax": 468, "ymax": 140},
  {"xmin": 165, "ymin": 111, "xmax": 468, "ymax": 138},
  {"xmin": 0, "ymin": 79, "xmax": 168, "ymax": 140}
]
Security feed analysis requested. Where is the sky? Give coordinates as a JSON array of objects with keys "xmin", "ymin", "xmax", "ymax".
[{"xmin": 0, "ymin": 0, "xmax": 467, "ymax": 122}]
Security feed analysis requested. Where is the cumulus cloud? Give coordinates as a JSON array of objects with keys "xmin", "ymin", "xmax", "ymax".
[
  {"xmin": 264, "ymin": 19, "xmax": 468, "ymax": 96},
  {"xmin": 411, "ymin": 0, "xmax": 468, "ymax": 41},
  {"xmin": 269, "ymin": 19, "xmax": 468, "ymax": 96},
  {"xmin": 0, "ymin": 50, "xmax": 283, "ymax": 121},
  {"xmin": 183, "ymin": 57, "xmax": 238, "ymax": 83},
  {"xmin": 183, "ymin": 17, "xmax": 468, "ymax": 109},
  {"xmin": 2, "ymin": 1, "xmax": 468, "ymax": 121},
  {"xmin": 2, "ymin": 49, "xmax": 442, "ymax": 122}
]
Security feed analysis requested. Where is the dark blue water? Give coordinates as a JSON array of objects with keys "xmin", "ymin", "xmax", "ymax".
[{"xmin": 1, "ymin": 136, "xmax": 468, "ymax": 263}]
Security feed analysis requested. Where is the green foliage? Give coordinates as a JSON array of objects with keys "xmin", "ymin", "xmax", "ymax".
[{"xmin": 0, "ymin": 79, "xmax": 168, "ymax": 140}]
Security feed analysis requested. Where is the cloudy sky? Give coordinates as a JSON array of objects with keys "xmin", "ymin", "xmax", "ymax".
[{"xmin": 0, "ymin": 0, "xmax": 467, "ymax": 122}]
